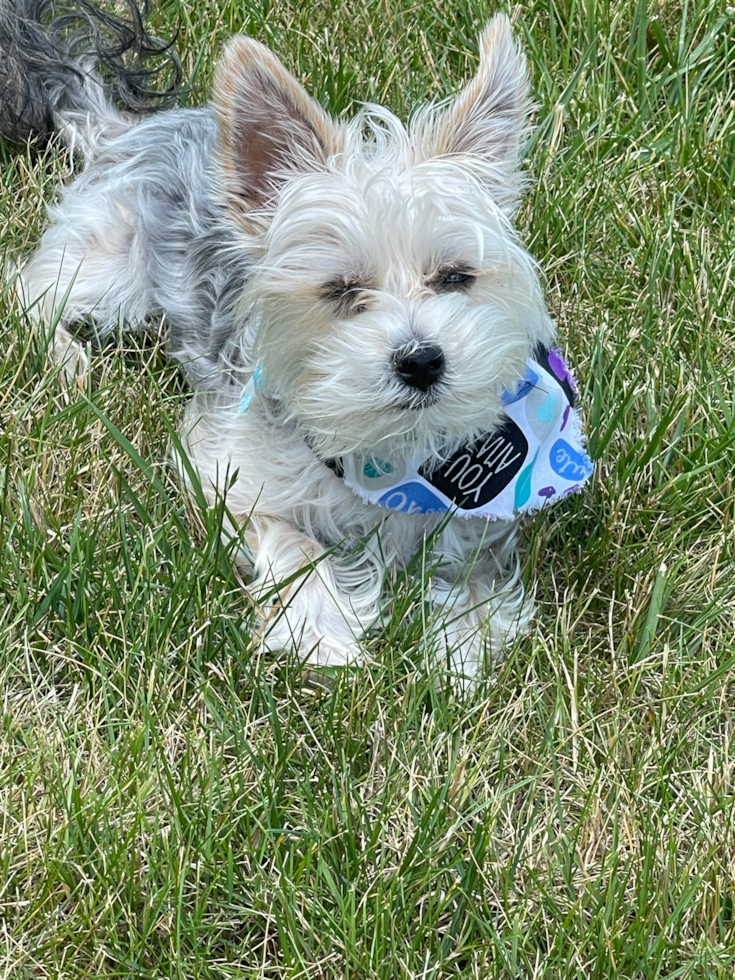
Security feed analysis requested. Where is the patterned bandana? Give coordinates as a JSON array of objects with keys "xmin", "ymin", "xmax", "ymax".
[{"xmin": 239, "ymin": 346, "xmax": 593, "ymax": 521}]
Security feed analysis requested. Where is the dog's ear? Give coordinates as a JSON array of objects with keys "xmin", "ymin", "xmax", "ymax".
[
  {"xmin": 214, "ymin": 36, "xmax": 344, "ymax": 224},
  {"xmin": 415, "ymin": 15, "xmax": 532, "ymax": 213}
]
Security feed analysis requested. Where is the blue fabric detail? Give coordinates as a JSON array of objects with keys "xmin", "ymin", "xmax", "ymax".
[
  {"xmin": 549, "ymin": 439, "xmax": 593, "ymax": 481},
  {"xmin": 536, "ymin": 391, "xmax": 557, "ymax": 423},
  {"xmin": 377, "ymin": 482, "xmax": 449, "ymax": 515},
  {"xmin": 238, "ymin": 365, "xmax": 265, "ymax": 415},
  {"xmin": 364, "ymin": 458, "xmax": 394, "ymax": 478},
  {"xmin": 514, "ymin": 449, "xmax": 539, "ymax": 509},
  {"xmin": 501, "ymin": 367, "xmax": 539, "ymax": 405}
]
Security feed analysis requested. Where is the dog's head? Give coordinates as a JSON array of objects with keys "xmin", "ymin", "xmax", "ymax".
[{"xmin": 213, "ymin": 15, "xmax": 554, "ymax": 460}]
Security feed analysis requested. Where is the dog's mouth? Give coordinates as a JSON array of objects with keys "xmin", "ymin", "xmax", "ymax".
[
  {"xmin": 393, "ymin": 386, "xmax": 444, "ymax": 412},
  {"xmin": 400, "ymin": 395, "xmax": 440, "ymax": 411}
]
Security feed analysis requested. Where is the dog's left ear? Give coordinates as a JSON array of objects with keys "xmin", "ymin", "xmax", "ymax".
[
  {"xmin": 213, "ymin": 36, "xmax": 345, "ymax": 228},
  {"xmin": 415, "ymin": 14, "xmax": 532, "ymax": 214}
]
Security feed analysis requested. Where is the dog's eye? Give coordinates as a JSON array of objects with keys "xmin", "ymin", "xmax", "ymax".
[
  {"xmin": 321, "ymin": 279, "xmax": 371, "ymax": 317},
  {"xmin": 431, "ymin": 267, "xmax": 476, "ymax": 292}
]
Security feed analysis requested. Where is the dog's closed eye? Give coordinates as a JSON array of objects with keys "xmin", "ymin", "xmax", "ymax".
[{"xmin": 321, "ymin": 277, "xmax": 373, "ymax": 317}]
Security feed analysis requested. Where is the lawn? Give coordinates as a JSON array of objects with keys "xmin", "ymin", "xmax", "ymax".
[{"xmin": 1, "ymin": 0, "xmax": 735, "ymax": 976}]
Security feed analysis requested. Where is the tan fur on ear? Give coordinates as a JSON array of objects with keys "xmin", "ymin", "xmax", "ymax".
[
  {"xmin": 414, "ymin": 14, "xmax": 532, "ymax": 213},
  {"xmin": 213, "ymin": 36, "xmax": 345, "ymax": 223}
]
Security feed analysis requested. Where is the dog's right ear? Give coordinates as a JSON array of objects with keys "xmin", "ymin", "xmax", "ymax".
[
  {"xmin": 414, "ymin": 15, "xmax": 532, "ymax": 214},
  {"xmin": 213, "ymin": 37, "xmax": 344, "ymax": 226}
]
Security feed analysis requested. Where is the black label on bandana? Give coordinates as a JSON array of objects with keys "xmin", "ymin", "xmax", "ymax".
[{"xmin": 420, "ymin": 419, "xmax": 529, "ymax": 510}]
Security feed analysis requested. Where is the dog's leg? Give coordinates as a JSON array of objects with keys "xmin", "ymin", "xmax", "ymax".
[
  {"xmin": 429, "ymin": 519, "xmax": 534, "ymax": 681},
  {"xmin": 242, "ymin": 516, "xmax": 379, "ymax": 667},
  {"xmin": 430, "ymin": 567, "xmax": 533, "ymax": 681},
  {"xmin": 6, "ymin": 259, "xmax": 88, "ymax": 380},
  {"xmin": 18, "ymin": 212, "xmax": 138, "ymax": 384},
  {"xmin": 180, "ymin": 399, "xmax": 387, "ymax": 667},
  {"xmin": 19, "ymin": 193, "xmax": 148, "ymax": 342},
  {"xmin": 51, "ymin": 325, "xmax": 90, "ymax": 382}
]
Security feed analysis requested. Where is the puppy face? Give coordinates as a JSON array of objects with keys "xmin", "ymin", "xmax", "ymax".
[{"xmin": 214, "ymin": 15, "xmax": 554, "ymax": 459}]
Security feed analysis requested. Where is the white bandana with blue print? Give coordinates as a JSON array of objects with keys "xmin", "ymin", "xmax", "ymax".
[{"xmin": 238, "ymin": 347, "xmax": 593, "ymax": 521}]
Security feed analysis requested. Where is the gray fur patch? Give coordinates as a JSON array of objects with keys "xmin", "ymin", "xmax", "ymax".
[{"xmin": 0, "ymin": 0, "xmax": 181, "ymax": 145}]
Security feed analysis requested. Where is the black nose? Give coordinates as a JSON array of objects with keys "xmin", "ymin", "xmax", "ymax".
[{"xmin": 394, "ymin": 345, "xmax": 446, "ymax": 392}]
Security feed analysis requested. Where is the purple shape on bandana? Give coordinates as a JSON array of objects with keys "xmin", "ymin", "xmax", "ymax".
[
  {"xmin": 560, "ymin": 405, "xmax": 570, "ymax": 431},
  {"xmin": 538, "ymin": 486, "xmax": 556, "ymax": 498},
  {"xmin": 548, "ymin": 348, "xmax": 576, "ymax": 388}
]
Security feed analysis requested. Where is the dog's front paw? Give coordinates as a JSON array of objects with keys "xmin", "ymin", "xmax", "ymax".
[
  {"xmin": 429, "ymin": 575, "xmax": 534, "ymax": 684},
  {"xmin": 259, "ymin": 600, "xmax": 363, "ymax": 667},
  {"xmin": 253, "ymin": 571, "xmax": 366, "ymax": 668},
  {"xmin": 52, "ymin": 326, "xmax": 89, "ymax": 385},
  {"xmin": 270, "ymin": 622, "xmax": 362, "ymax": 667}
]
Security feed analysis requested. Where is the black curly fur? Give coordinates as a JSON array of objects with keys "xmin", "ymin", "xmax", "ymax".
[{"xmin": 0, "ymin": 0, "xmax": 182, "ymax": 145}]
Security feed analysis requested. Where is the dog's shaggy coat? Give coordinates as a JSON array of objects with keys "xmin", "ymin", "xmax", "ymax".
[{"xmin": 2, "ymin": 0, "xmax": 558, "ymax": 677}]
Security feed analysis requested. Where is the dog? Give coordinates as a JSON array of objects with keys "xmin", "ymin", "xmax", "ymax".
[{"xmin": 1, "ymin": 1, "xmax": 591, "ymax": 679}]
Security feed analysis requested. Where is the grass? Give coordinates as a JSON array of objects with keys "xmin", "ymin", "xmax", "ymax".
[{"xmin": 1, "ymin": 0, "xmax": 735, "ymax": 975}]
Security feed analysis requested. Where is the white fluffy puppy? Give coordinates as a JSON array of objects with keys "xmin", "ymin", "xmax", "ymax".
[{"xmin": 3, "ymin": 2, "xmax": 586, "ymax": 678}]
